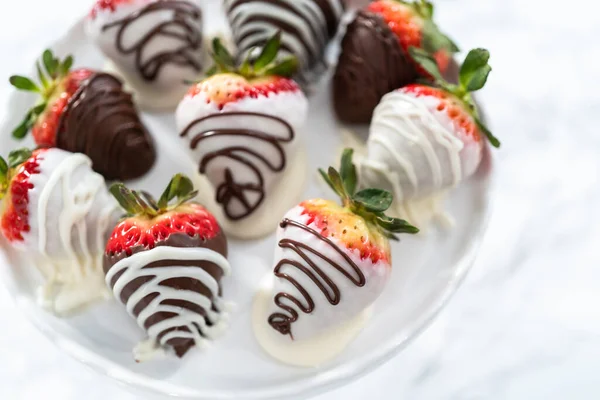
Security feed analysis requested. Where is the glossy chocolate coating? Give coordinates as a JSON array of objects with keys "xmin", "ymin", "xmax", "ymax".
[
  {"xmin": 333, "ymin": 10, "xmax": 418, "ymax": 124},
  {"xmin": 56, "ymin": 73, "xmax": 155, "ymax": 181},
  {"xmin": 104, "ymin": 231, "xmax": 228, "ymax": 358}
]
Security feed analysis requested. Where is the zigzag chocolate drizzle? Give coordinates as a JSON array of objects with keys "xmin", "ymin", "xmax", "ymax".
[
  {"xmin": 102, "ymin": 0, "xmax": 202, "ymax": 81},
  {"xmin": 180, "ymin": 111, "xmax": 294, "ymax": 220},
  {"xmin": 268, "ymin": 218, "xmax": 366, "ymax": 337}
]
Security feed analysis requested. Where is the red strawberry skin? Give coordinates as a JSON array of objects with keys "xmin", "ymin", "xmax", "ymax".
[
  {"xmin": 367, "ymin": 0, "xmax": 450, "ymax": 73},
  {"xmin": 299, "ymin": 199, "xmax": 391, "ymax": 265},
  {"xmin": 186, "ymin": 73, "xmax": 301, "ymax": 110},
  {"xmin": 32, "ymin": 69, "xmax": 94, "ymax": 147},
  {"xmin": 105, "ymin": 203, "xmax": 221, "ymax": 256},
  {"xmin": 90, "ymin": 0, "xmax": 136, "ymax": 18},
  {"xmin": 401, "ymin": 83, "xmax": 482, "ymax": 143},
  {"xmin": 0, "ymin": 149, "xmax": 47, "ymax": 242}
]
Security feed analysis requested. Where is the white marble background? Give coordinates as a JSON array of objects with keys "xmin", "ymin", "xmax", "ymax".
[{"xmin": 1, "ymin": 0, "xmax": 599, "ymax": 399}]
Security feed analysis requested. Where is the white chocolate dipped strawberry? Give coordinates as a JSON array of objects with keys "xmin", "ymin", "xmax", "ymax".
[
  {"xmin": 86, "ymin": 0, "xmax": 204, "ymax": 111},
  {"xmin": 253, "ymin": 149, "xmax": 418, "ymax": 367},
  {"xmin": 176, "ymin": 32, "xmax": 309, "ymax": 239},
  {"xmin": 0, "ymin": 148, "xmax": 121, "ymax": 314},
  {"xmin": 360, "ymin": 48, "xmax": 500, "ymax": 225}
]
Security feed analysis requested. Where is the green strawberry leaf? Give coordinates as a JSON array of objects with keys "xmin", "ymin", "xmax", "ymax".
[
  {"xmin": 0, "ymin": 157, "xmax": 8, "ymax": 177},
  {"xmin": 131, "ymin": 190, "xmax": 157, "ymax": 216},
  {"xmin": 459, "ymin": 48, "xmax": 491, "ymax": 91},
  {"xmin": 60, "ymin": 55, "xmax": 74, "ymax": 76},
  {"xmin": 475, "ymin": 116, "xmax": 500, "ymax": 148},
  {"xmin": 353, "ymin": 188, "xmax": 393, "ymax": 213},
  {"xmin": 254, "ymin": 31, "xmax": 281, "ymax": 71},
  {"xmin": 263, "ymin": 56, "xmax": 298, "ymax": 77},
  {"xmin": 9, "ymin": 75, "xmax": 40, "ymax": 93},
  {"xmin": 327, "ymin": 166, "xmax": 348, "ymax": 200},
  {"xmin": 376, "ymin": 215, "xmax": 420, "ymax": 234},
  {"xmin": 465, "ymin": 64, "xmax": 491, "ymax": 92},
  {"xmin": 141, "ymin": 191, "xmax": 159, "ymax": 211},
  {"xmin": 319, "ymin": 168, "xmax": 338, "ymax": 194},
  {"xmin": 110, "ymin": 183, "xmax": 143, "ymax": 215},
  {"xmin": 12, "ymin": 119, "xmax": 31, "ymax": 139},
  {"xmin": 158, "ymin": 173, "xmax": 195, "ymax": 209},
  {"xmin": 415, "ymin": 0, "xmax": 434, "ymax": 19},
  {"xmin": 42, "ymin": 49, "xmax": 59, "ymax": 78},
  {"xmin": 36, "ymin": 63, "xmax": 48, "ymax": 89},
  {"xmin": 421, "ymin": 20, "xmax": 460, "ymax": 54},
  {"xmin": 339, "ymin": 148, "xmax": 357, "ymax": 196},
  {"xmin": 212, "ymin": 38, "xmax": 235, "ymax": 71},
  {"xmin": 7, "ymin": 148, "xmax": 32, "ymax": 168},
  {"xmin": 408, "ymin": 46, "xmax": 444, "ymax": 82},
  {"xmin": 205, "ymin": 65, "xmax": 218, "ymax": 77}
]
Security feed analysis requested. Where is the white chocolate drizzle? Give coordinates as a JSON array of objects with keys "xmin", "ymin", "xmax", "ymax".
[{"xmin": 105, "ymin": 246, "xmax": 231, "ymax": 357}]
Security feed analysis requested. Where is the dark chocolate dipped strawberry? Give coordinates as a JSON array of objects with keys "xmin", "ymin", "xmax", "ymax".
[
  {"xmin": 104, "ymin": 174, "xmax": 230, "ymax": 361},
  {"xmin": 9, "ymin": 49, "xmax": 155, "ymax": 180},
  {"xmin": 333, "ymin": 0, "xmax": 458, "ymax": 123}
]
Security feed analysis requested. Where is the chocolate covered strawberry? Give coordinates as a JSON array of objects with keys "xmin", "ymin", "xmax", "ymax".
[
  {"xmin": 361, "ymin": 48, "xmax": 499, "ymax": 210},
  {"xmin": 0, "ymin": 147, "xmax": 120, "ymax": 314},
  {"xmin": 334, "ymin": 0, "xmax": 458, "ymax": 123},
  {"xmin": 86, "ymin": 0, "xmax": 203, "ymax": 110},
  {"xmin": 9, "ymin": 49, "xmax": 155, "ymax": 180},
  {"xmin": 224, "ymin": 0, "xmax": 346, "ymax": 86},
  {"xmin": 176, "ymin": 32, "xmax": 309, "ymax": 239},
  {"xmin": 104, "ymin": 174, "xmax": 230, "ymax": 361},
  {"xmin": 259, "ymin": 149, "xmax": 418, "ymax": 361}
]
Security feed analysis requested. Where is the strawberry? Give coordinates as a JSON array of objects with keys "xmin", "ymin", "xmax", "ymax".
[
  {"xmin": 0, "ymin": 147, "xmax": 121, "ymax": 314},
  {"xmin": 265, "ymin": 149, "xmax": 418, "ymax": 341},
  {"xmin": 9, "ymin": 51, "xmax": 93, "ymax": 147},
  {"xmin": 106, "ymin": 175, "xmax": 221, "ymax": 256},
  {"xmin": 333, "ymin": 1, "xmax": 458, "ymax": 124},
  {"xmin": 176, "ymin": 32, "xmax": 308, "ymax": 233},
  {"xmin": 360, "ymin": 48, "xmax": 498, "ymax": 208},
  {"xmin": 183, "ymin": 32, "xmax": 301, "ymax": 109},
  {"xmin": 104, "ymin": 174, "xmax": 230, "ymax": 360},
  {"xmin": 9, "ymin": 50, "xmax": 155, "ymax": 181},
  {"xmin": 0, "ymin": 149, "xmax": 46, "ymax": 242},
  {"xmin": 406, "ymin": 47, "xmax": 500, "ymax": 148},
  {"xmin": 366, "ymin": 0, "xmax": 458, "ymax": 74}
]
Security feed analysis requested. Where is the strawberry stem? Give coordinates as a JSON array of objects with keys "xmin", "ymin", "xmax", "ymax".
[
  {"xmin": 9, "ymin": 49, "xmax": 75, "ymax": 140},
  {"xmin": 206, "ymin": 31, "xmax": 298, "ymax": 80},
  {"xmin": 409, "ymin": 46, "xmax": 501, "ymax": 148},
  {"xmin": 319, "ymin": 149, "xmax": 419, "ymax": 239},
  {"xmin": 110, "ymin": 174, "xmax": 199, "ymax": 218}
]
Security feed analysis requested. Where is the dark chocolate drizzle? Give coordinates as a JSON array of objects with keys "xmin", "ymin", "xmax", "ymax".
[
  {"xmin": 268, "ymin": 218, "xmax": 366, "ymax": 337},
  {"xmin": 104, "ymin": 231, "xmax": 228, "ymax": 358},
  {"xmin": 56, "ymin": 72, "xmax": 155, "ymax": 181},
  {"xmin": 102, "ymin": 0, "xmax": 202, "ymax": 82},
  {"xmin": 333, "ymin": 10, "xmax": 418, "ymax": 124},
  {"xmin": 225, "ymin": 0, "xmax": 345, "ymax": 84},
  {"xmin": 180, "ymin": 112, "xmax": 294, "ymax": 221}
]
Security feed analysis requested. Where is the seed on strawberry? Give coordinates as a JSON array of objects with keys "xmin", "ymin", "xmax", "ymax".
[
  {"xmin": 264, "ymin": 149, "xmax": 418, "ymax": 343},
  {"xmin": 104, "ymin": 174, "xmax": 231, "ymax": 360}
]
